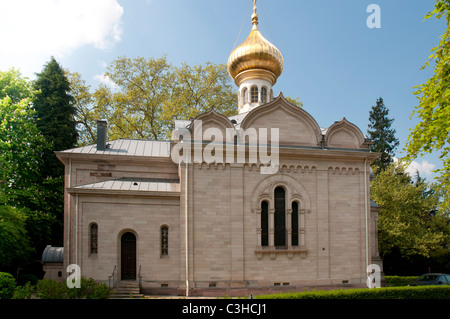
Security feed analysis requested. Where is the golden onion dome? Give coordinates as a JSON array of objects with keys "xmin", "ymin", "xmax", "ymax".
[{"xmin": 227, "ymin": 1, "xmax": 284, "ymax": 87}]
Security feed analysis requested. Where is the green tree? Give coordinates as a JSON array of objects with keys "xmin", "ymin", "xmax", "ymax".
[
  {"xmin": 0, "ymin": 69, "xmax": 57, "ymax": 263},
  {"xmin": 94, "ymin": 55, "xmax": 174, "ymax": 141},
  {"xmin": 92, "ymin": 56, "xmax": 237, "ymax": 141},
  {"xmin": 0, "ymin": 205, "xmax": 33, "ymax": 272},
  {"xmin": 67, "ymin": 71, "xmax": 97, "ymax": 146},
  {"xmin": 161, "ymin": 62, "xmax": 237, "ymax": 136},
  {"xmin": 285, "ymin": 96, "xmax": 303, "ymax": 108},
  {"xmin": 367, "ymin": 97, "xmax": 399, "ymax": 172},
  {"xmin": 0, "ymin": 69, "xmax": 48, "ymax": 208},
  {"xmin": 33, "ymin": 57, "xmax": 78, "ymax": 177},
  {"xmin": 33, "ymin": 58, "xmax": 77, "ymax": 246},
  {"xmin": 405, "ymin": 0, "xmax": 450, "ymax": 209},
  {"xmin": 371, "ymin": 164, "xmax": 449, "ymax": 260}
]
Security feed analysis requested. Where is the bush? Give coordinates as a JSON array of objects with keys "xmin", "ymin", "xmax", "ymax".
[
  {"xmin": 255, "ymin": 286, "xmax": 450, "ymax": 299},
  {"xmin": 12, "ymin": 282, "xmax": 35, "ymax": 299},
  {"xmin": 0, "ymin": 272, "xmax": 16, "ymax": 299},
  {"xmin": 36, "ymin": 279, "xmax": 67, "ymax": 299},
  {"xmin": 31, "ymin": 277, "xmax": 111, "ymax": 299},
  {"xmin": 385, "ymin": 276, "xmax": 418, "ymax": 287},
  {"xmin": 65, "ymin": 277, "xmax": 111, "ymax": 299}
]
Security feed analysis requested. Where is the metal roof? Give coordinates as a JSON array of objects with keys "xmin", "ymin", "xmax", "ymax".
[
  {"xmin": 59, "ymin": 139, "xmax": 171, "ymax": 157},
  {"xmin": 71, "ymin": 177, "xmax": 180, "ymax": 193},
  {"xmin": 42, "ymin": 245, "xmax": 64, "ymax": 263}
]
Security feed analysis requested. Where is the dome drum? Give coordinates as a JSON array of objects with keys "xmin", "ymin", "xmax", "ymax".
[{"xmin": 234, "ymin": 69, "xmax": 278, "ymax": 88}]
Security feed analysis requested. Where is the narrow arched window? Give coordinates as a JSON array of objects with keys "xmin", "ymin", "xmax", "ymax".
[
  {"xmin": 261, "ymin": 87, "xmax": 267, "ymax": 103},
  {"xmin": 274, "ymin": 187, "xmax": 286, "ymax": 247},
  {"xmin": 261, "ymin": 201, "xmax": 269, "ymax": 247},
  {"xmin": 251, "ymin": 86, "xmax": 258, "ymax": 103},
  {"xmin": 161, "ymin": 226, "xmax": 169, "ymax": 256},
  {"xmin": 90, "ymin": 223, "xmax": 98, "ymax": 254},
  {"xmin": 292, "ymin": 202, "xmax": 299, "ymax": 246},
  {"xmin": 243, "ymin": 87, "xmax": 248, "ymax": 104}
]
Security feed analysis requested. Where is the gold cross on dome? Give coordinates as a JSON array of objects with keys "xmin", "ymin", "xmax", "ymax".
[{"xmin": 252, "ymin": 0, "xmax": 257, "ymax": 9}]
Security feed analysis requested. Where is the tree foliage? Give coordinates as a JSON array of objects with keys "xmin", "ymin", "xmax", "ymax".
[
  {"xmin": 0, "ymin": 69, "xmax": 59, "ymax": 264},
  {"xmin": 32, "ymin": 58, "xmax": 78, "ymax": 247},
  {"xmin": 0, "ymin": 205, "xmax": 33, "ymax": 271},
  {"xmin": 0, "ymin": 69, "xmax": 48, "ymax": 208},
  {"xmin": 371, "ymin": 164, "xmax": 449, "ymax": 259},
  {"xmin": 71, "ymin": 56, "xmax": 238, "ymax": 144},
  {"xmin": 33, "ymin": 57, "xmax": 78, "ymax": 178},
  {"xmin": 405, "ymin": 0, "xmax": 450, "ymax": 209},
  {"xmin": 367, "ymin": 97, "xmax": 399, "ymax": 172}
]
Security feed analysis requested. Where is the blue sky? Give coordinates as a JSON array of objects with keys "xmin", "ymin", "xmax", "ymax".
[{"xmin": 0, "ymin": 0, "xmax": 445, "ymax": 179}]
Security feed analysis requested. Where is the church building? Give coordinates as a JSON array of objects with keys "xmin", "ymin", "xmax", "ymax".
[{"xmin": 50, "ymin": 2, "xmax": 382, "ymax": 296}]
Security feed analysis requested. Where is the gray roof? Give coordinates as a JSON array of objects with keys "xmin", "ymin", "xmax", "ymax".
[
  {"xmin": 59, "ymin": 139, "xmax": 171, "ymax": 157},
  {"xmin": 70, "ymin": 177, "xmax": 180, "ymax": 194},
  {"xmin": 42, "ymin": 245, "xmax": 64, "ymax": 263}
]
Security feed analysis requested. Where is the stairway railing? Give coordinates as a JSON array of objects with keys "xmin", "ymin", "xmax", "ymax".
[{"xmin": 108, "ymin": 265, "xmax": 117, "ymax": 289}]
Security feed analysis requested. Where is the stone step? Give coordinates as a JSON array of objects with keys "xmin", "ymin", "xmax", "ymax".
[
  {"xmin": 113, "ymin": 288, "xmax": 140, "ymax": 294},
  {"xmin": 110, "ymin": 280, "xmax": 143, "ymax": 299},
  {"xmin": 110, "ymin": 293, "xmax": 145, "ymax": 299}
]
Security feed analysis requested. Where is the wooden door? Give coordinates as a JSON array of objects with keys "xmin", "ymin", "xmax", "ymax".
[{"xmin": 121, "ymin": 232, "xmax": 136, "ymax": 280}]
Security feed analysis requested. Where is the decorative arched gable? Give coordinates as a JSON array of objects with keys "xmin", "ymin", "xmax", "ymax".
[
  {"xmin": 325, "ymin": 118, "xmax": 366, "ymax": 149},
  {"xmin": 240, "ymin": 94, "xmax": 322, "ymax": 146},
  {"xmin": 189, "ymin": 109, "xmax": 236, "ymax": 142}
]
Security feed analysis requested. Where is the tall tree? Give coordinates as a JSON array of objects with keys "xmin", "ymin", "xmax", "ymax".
[
  {"xmin": 33, "ymin": 57, "xmax": 77, "ymax": 246},
  {"xmin": 405, "ymin": 0, "xmax": 450, "ymax": 210},
  {"xmin": 371, "ymin": 164, "xmax": 449, "ymax": 260},
  {"xmin": 67, "ymin": 71, "xmax": 97, "ymax": 146},
  {"xmin": 91, "ymin": 56, "xmax": 237, "ymax": 141},
  {"xmin": 161, "ymin": 62, "xmax": 237, "ymax": 133},
  {"xmin": 0, "ymin": 69, "xmax": 48, "ymax": 208},
  {"xmin": 0, "ymin": 69, "xmax": 55, "ymax": 266},
  {"xmin": 33, "ymin": 57, "xmax": 78, "ymax": 178},
  {"xmin": 94, "ymin": 55, "xmax": 174, "ymax": 141},
  {"xmin": 367, "ymin": 97, "xmax": 399, "ymax": 172}
]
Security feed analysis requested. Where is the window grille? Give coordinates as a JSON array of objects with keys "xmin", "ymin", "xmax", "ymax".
[
  {"xmin": 251, "ymin": 86, "xmax": 258, "ymax": 103},
  {"xmin": 161, "ymin": 226, "xmax": 169, "ymax": 256},
  {"xmin": 90, "ymin": 223, "xmax": 98, "ymax": 254}
]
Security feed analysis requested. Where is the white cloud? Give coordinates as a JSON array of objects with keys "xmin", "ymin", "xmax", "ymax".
[
  {"xmin": 405, "ymin": 160, "xmax": 436, "ymax": 178},
  {"xmin": 94, "ymin": 73, "xmax": 118, "ymax": 90},
  {"xmin": 393, "ymin": 157, "xmax": 437, "ymax": 178},
  {"xmin": 0, "ymin": 0, "xmax": 124, "ymax": 77}
]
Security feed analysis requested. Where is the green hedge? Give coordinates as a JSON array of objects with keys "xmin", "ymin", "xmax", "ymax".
[
  {"xmin": 385, "ymin": 276, "xmax": 418, "ymax": 287},
  {"xmin": 254, "ymin": 286, "xmax": 450, "ymax": 299},
  {"xmin": 10, "ymin": 277, "xmax": 111, "ymax": 299}
]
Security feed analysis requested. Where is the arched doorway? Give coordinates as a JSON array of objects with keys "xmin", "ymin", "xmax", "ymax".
[{"xmin": 121, "ymin": 232, "xmax": 136, "ymax": 280}]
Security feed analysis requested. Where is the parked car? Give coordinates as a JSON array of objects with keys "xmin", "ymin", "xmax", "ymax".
[{"xmin": 409, "ymin": 273, "xmax": 450, "ymax": 286}]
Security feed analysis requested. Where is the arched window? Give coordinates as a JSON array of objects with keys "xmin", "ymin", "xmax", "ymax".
[
  {"xmin": 243, "ymin": 87, "xmax": 248, "ymax": 104},
  {"xmin": 90, "ymin": 223, "xmax": 98, "ymax": 254},
  {"xmin": 261, "ymin": 87, "xmax": 267, "ymax": 103},
  {"xmin": 292, "ymin": 202, "xmax": 299, "ymax": 246},
  {"xmin": 261, "ymin": 201, "xmax": 269, "ymax": 246},
  {"xmin": 161, "ymin": 225, "xmax": 169, "ymax": 256},
  {"xmin": 251, "ymin": 86, "xmax": 258, "ymax": 103},
  {"xmin": 274, "ymin": 187, "xmax": 286, "ymax": 247}
]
